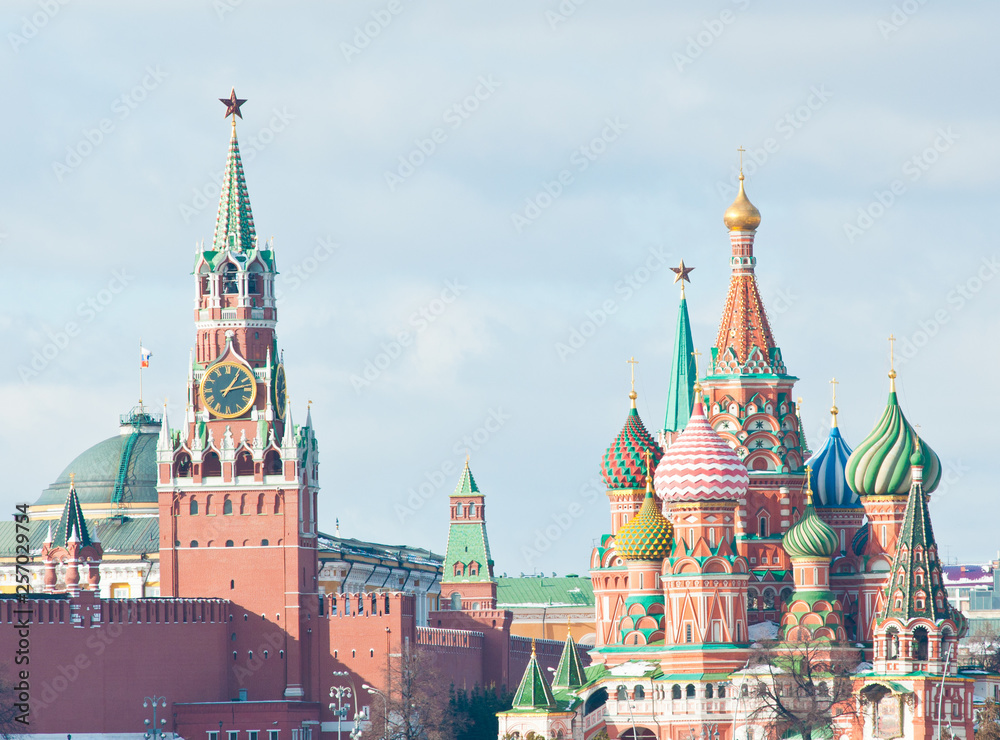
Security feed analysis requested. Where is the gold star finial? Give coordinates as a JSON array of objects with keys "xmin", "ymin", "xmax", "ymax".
[
  {"xmin": 627, "ymin": 357, "xmax": 639, "ymax": 407},
  {"xmin": 830, "ymin": 378, "xmax": 839, "ymax": 427},
  {"xmin": 888, "ymin": 334, "xmax": 897, "ymax": 391},
  {"xmin": 737, "ymin": 145, "xmax": 746, "ymax": 179}
]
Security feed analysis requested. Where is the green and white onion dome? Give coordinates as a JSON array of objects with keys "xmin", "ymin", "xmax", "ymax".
[
  {"xmin": 844, "ymin": 386, "xmax": 940, "ymax": 495},
  {"xmin": 782, "ymin": 500, "xmax": 839, "ymax": 560}
]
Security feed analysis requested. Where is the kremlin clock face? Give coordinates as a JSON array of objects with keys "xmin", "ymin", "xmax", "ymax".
[
  {"xmin": 200, "ymin": 362, "xmax": 257, "ymax": 418},
  {"xmin": 273, "ymin": 363, "xmax": 287, "ymax": 419}
]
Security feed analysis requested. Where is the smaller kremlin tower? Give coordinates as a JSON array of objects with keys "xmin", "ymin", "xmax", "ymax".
[
  {"xmin": 440, "ymin": 461, "xmax": 496, "ymax": 611},
  {"xmin": 42, "ymin": 475, "xmax": 103, "ymax": 595}
]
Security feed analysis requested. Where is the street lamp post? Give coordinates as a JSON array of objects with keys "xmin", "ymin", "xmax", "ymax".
[
  {"xmin": 142, "ymin": 696, "xmax": 168, "ymax": 740},
  {"xmin": 363, "ymin": 684, "xmax": 388, "ymax": 740},
  {"xmin": 329, "ymin": 673, "xmax": 353, "ymax": 740}
]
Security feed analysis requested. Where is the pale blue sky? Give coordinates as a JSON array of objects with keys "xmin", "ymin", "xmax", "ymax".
[{"xmin": 2, "ymin": 1, "xmax": 998, "ymax": 573}]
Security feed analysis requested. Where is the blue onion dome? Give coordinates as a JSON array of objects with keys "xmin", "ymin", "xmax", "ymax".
[
  {"xmin": 844, "ymin": 381, "xmax": 941, "ymax": 495},
  {"xmin": 782, "ymin": 478, "xmax": 839, "ymax": 560},
  {"xmin": 805, "ymin": 422, "xmax": 861, "ymax": 509}
]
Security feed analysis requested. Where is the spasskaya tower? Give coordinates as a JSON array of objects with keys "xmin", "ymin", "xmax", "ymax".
[{"xmin": 155, "ymin": 90, "xmax": 321, "ymax": 701}]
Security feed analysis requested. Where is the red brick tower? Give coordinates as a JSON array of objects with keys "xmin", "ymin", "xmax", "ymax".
[
  {"xmin": 156, "ymin": 92, "xmax": 320, "ymax": 702},
  {"xmin": 701, "ymin": 172, "xmax": 805, "ymax": 614}
]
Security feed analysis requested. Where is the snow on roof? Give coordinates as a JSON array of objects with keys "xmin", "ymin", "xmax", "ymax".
[
  {"xmin": 748, "ymin": 620, "xmax": 780, "ymax": 641},
  {"xmin": 608, "ymin": 661, "xmax": 657, "ymax": 677}
]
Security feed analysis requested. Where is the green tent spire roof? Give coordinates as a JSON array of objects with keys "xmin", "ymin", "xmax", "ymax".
[
  {"xmin": 451, "ymin": 460, "xmax": 480, "ymax": 497},
  {"xmin": 212, "ymin": 124, "xmax": 257, "ymax": 252},
  {"xmin": 511, "ymin": 642, "xmax": 557, "ymax": 710},
  {"xmin": 551, "ymin": 629, "xmax": 586, "ymax": 690},
  {"xmin": 877, "ymin": 458, "xmax": 959, "ymax": 626},
  {"xmin": 664, "ymin": 296, "xmax": 696, "ymax": 433},
  {"xmin": 53, "ymin": 479, "xmax": 94, "ymax": 548}
]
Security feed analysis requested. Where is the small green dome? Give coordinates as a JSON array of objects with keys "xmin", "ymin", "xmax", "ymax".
[
  {"xmin": 782, "ymin": 504, "xmax": 839, "ymax": 560},
  {"xmin": 616, "ymin": 491, "xmax": 673, "ymax": 561}
]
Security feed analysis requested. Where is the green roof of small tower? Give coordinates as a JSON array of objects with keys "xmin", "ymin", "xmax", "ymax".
[
  {"xmin": 212, "ymin": 120, "xmax": 257, "ymax": 253},
  {"xmin": 53, "ymin": 477, "xmax": 94, "ymax": 548},
  {"xmin": 664, "ymin": 293, "xmax": 696, "ymax": 433},
  {"xmin": 511, "ymin": 641, "xmax": 557, "ymax": 710},
  {"xmin": 451, "ymin": 461, "xmax": 479, "ymax": 497},
  {"xmin": 551, "ymin": 627, "xmax": 586, "ymax": 690},
  {"xmin": 877, "ymin": 446, "xmax": 960, "ymax": 627},
  {"xmin": 442, "ymin": 462, "xmax": 493, "ymax": 584},
  {"xmin": 845, "ymin": 371, "xmax": 941, "ymax": 496}
]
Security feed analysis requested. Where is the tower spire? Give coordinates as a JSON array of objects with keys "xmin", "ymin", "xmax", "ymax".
[
  {"xmin": 627, "ymin": 356, "xmax": 638, "ymax": 409},
  {"xmin": 213, "ymin": 89, "xmax": 256, "ymax": 253},
  {"xmin": 663, "ymin": 264, "xmax": 697, "ymax": 434}
]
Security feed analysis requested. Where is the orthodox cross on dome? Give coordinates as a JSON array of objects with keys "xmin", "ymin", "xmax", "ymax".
[
  {"xmin": 830, "ymin": 377, "xmax": 839, "ymax": 425},
  {"xmin": 670, "ymin": 260, "xmax": 695, "ymax": 298},
  {"xmin": 691, "ymin": 348, "xmax": 702, "ymax": 379},
  {"xmin": 219, "ymin": 88, "xmax": 247, "ymax": 124},
  {"xmin": 804, "ymin": 464, "xmax": 813, "ymax": 505},
  {"xmin": 627, "ymin": 356, "xmax": 639, "ymax": 406},
  {"xmin": 737, "ymin": 145, "xmax": 746, "ymax": 177},
  {"xmin": 887, "ymin": 334, "xmax": 897, "ymax": 390}
]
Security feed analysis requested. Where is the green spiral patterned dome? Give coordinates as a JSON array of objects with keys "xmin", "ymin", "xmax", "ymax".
[
  {"xmin": 615, "ymin": 489, "xmax": 673, "ymax": 561},
  {"xmin": 844, "ymin": 389, "xmax": 941, "ymax": 495},
  {"xmin": 782, "ymin": 503, "xmax": 839, "ymax": 560}
]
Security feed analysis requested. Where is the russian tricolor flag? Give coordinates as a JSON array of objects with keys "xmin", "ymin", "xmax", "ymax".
[{"xmin": 140, "ymin": 346, "xmax": 152, "ymax": 368}]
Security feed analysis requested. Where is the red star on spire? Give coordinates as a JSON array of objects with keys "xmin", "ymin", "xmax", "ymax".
[
  {"xmin": 670, "ymin": 259, "xmax": 695, "ymax": 284},
  {"xmin": 219, "ymin": 88, "xmax": 247, "ymax": 120}
]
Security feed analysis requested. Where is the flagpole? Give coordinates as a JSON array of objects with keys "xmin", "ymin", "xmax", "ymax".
[{"xmin": 139, "ymin": 337, "xmax": 144, "ymax": 411}]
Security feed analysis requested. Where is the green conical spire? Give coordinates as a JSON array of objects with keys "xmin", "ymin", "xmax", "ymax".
[
  {"xmin": 664, "ymin": 296, "xmax": 696, "ymax": 433},
  {"xmin": 551, "ymin": 628, "xmax": 586, "ymax": 689},
  {"xmin": 212, "ymin": 123, "xmax": 257, "ymax": 252},
  {"xmin": 54, "ymin": 478, "xmax": 94, "ymax": 548},
  {"xmin": 878, "ymin": 453, "xmax": 957, "ymax": 626},
  {"xmin": 451, "ymin": 459, "xmax": 480, "ymax": 497},
  {"xmin": 511, "ymin": 642, "xmax": 557, "ymax": 710}
]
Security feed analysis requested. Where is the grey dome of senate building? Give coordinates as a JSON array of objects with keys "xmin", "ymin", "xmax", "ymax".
[{"xmin": 33, "ymin": 409, "xmax": 162, "ymax": 509}]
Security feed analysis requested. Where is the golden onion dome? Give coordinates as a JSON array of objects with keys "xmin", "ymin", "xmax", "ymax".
[{"xmin": 723, "ymin": 175, "xmax": 761, "ymax": 232}]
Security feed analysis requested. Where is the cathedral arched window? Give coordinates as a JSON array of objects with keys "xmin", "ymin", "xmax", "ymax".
[
  {"xmin": 616, "ymin": 686, "xmax": 628, "ymax": 701},
  {"xmin": 223, "ymin": 497, "xmax": 233, "ymax": 515},
  {"xmin": 686, "ymin": 684, "xmax": 696, "ymax": 698},
  {"xmin": 748, "ymin": 589, "xmax": 760, "ymax": 610},
  {"xmin": 634, "ymin": 685, "xmax": 645, "ymax": 700},
  {"xmin": 913, "ymin": 626, "xmax": 929, "ymax": 661},
  {"xmin": 886, "ymin": 628, "xmax": 900, "ymax": 659},
  {"xmin": 189, "ymin": 498, "xmax": 198, "ymax": 515},
  {"xmin": 203, "ymin": 452, "xmax": 221, "ymax": 478},
  {"xmin": 223, "ymin": 263, "xmax": 239, "ymax": 294},
  {"xmin": 705, "ymin": 684, "xmax": 714, "ymax": 699},
  {"xmin": 235, "ymin": 451, "xmax": 254, "ymax": 477},
  {"xmin": 671, "ymin": 685, "xmax": 681, "ymax": 700},
  {"xmin": 759, "ymin": 516, "xmax": 769, "ymax": 538},
  {"xmin": 718, "ymin": 684, "xmax": 726, "ymax": 698},
  {"xmin": 763, "ymin": 589, "xmax": 776, "ymax": 610},
  {"xmin": 685, "ymin": 624, "xmax": 693, "ymax": 643}
]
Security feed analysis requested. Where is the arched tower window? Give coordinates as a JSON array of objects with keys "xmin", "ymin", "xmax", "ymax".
[
  {"xmin": 257, "ymin": 493, "xmax": 265, "ymax": 515},
  {"xmin": 205, "ymin": 495, "xmax": 214, "ymax": 516},
  {"xmin": 456, "ymin": 503, "xmax": 464, "ymax": 517},
  {"xmin": 248, "ymin": 265, "xmax": 262, "ymax": 295},
  {"xmin": 759, "ymin": 516, "xmax": 769, "ymax": 538},
  {"xmin": 175, "ymin": 453, "xmax": 192, "ymax": 478},
  {"xmin": 189, "ymin": 498, "xmax": 199, "ymax": 515},
  {"xmin": 263, "ymin": 450, "xmax": 281, "ymax": 476},
  {"xmin": 223, "ymin": 497, "xmax": 233, "ymax": 515},
  {"xmin": 468, "ymin": 503, "xmax": 476, "ymax": 517},
  {"xmin": 274, "ymin": 494, "xmax": 282, "ymax": 515},
  {"xmin": 223, "ymin": 263, "xmax": 239, "ymax": 294},
  {"xmin": 235, "ymin": 450, "xmax": 254, "ymax": 477},
  {"xmin": 202, "ymin": 451, "xmax": 221, "ymax": 477}
]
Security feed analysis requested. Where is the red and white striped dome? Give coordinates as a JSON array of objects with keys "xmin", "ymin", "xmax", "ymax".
[{"xmin": 654, "ymin": 399, "xmax": 749, "ymax": 503}]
